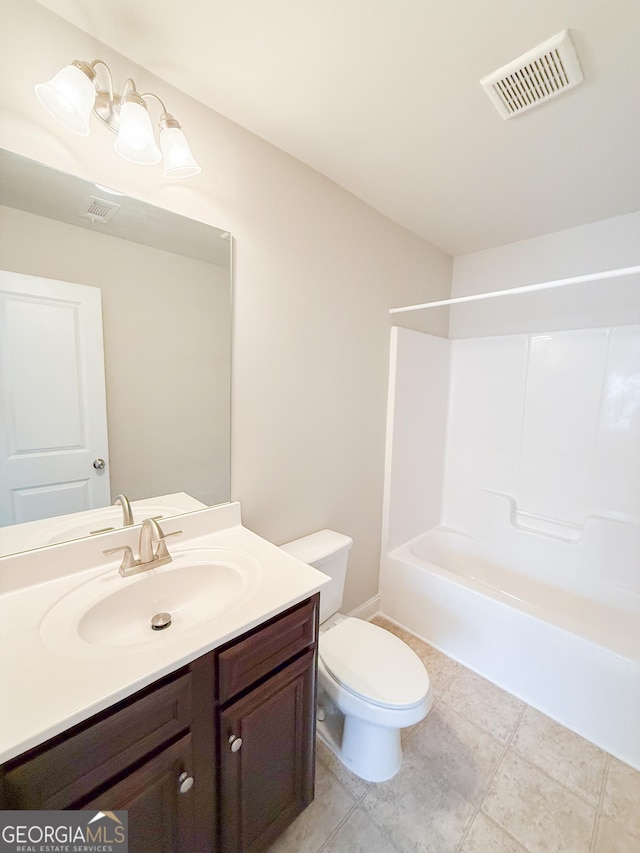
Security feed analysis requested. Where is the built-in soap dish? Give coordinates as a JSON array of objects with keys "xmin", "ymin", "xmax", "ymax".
[
  {"xmin": 511, "ymin": 508, "xmax": 583, "ymax": 543},
  {"xmin": 482, "ymin": 490, "xmax": 584, "ymax": 543}
]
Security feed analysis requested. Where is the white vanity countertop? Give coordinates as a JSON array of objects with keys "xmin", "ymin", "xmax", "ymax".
[{"xmin": 0, "ymin": 503, "xmax": 329, "ymax": 764}]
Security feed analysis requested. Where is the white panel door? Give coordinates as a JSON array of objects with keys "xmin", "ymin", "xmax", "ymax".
[{"xmin": 0, "ymin": 270, "xmax": 110, "ymax": 525}]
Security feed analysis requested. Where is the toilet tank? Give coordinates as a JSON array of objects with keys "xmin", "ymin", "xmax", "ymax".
[{"xmin": 280, "ymin": 529, "xmax": 353, "ymax": 624}]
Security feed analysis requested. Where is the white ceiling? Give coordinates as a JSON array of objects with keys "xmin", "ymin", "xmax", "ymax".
[{"xmin": 36, "ymin": 0, "xmax": 640, "ymax": 255}]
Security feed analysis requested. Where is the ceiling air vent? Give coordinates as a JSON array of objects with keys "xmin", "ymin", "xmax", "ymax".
[
  {"xmin": 480, "ymin": 30, "xmax": 584, "ymax": 119},
  {"xmin": 81, "ymin": 196, "xmax": 121, "ymax": 224}
]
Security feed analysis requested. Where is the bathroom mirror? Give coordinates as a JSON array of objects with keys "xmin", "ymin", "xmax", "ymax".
[{"xmin": 0, "ymin": 148, "xmax": 232, "ymax": 555}]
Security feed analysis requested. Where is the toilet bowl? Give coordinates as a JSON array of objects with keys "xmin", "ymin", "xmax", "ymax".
[{"xmin": 280, "ymin": 530, "xmax": 432, "ymax": 782}]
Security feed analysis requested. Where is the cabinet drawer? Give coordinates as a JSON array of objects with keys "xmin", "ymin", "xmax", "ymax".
[
  {"xmin": 3, "ymin": 672, "xmax": 192, "ymax": 809},
  {"xmin": 218, "ymin": 596, "xmax": 318, "ymax": 703}
]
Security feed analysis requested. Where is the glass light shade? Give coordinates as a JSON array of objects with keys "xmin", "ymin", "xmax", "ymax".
[
  {"xmin": 114, "ymin": 100, "xmax": 161, "ymax": 165},
  {"xmin": 35, "ymin": 64, "xmax": 96, "ymax": 136},
  {"xmin": 160, "ymin": 126, "xmax": 201, "ymax": 177}
]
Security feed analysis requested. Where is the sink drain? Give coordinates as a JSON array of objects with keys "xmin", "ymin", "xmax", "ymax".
[{"xmin": 151, "ymin": 612, "xmax": 172, "ymax": 631}]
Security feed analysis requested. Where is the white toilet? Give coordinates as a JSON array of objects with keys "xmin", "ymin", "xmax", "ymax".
[{"xmin": 281, "ymin": 529, "xmax": 432, "ymax": 782}]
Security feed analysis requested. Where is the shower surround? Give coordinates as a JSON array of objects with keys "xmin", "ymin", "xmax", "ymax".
[{"xmin": 380, "ymin": 322, "xmax": 640, "ymax": 769}]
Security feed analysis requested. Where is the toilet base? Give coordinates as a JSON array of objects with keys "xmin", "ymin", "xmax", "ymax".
[
  {"xmin": 341, "ymin": 716, "xmax": 403, "ymax": 782},
  {"xmin": 316, "ymin": 690, "xmax": 403, "ymax": 783}
]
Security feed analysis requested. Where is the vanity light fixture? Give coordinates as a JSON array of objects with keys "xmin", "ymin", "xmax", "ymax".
[{"xmin": 35, "ymin": 59, "xmax": 201, "ymax": 178}]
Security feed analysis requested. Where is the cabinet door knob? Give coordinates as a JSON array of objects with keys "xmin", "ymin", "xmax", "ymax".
[
  {"xmin": 229, "ymin": 734, "xmax": 243, "ymax": 753},
  {"xmin": 178, "ymin": 771, "xmax": 194, "ymax": 794}
]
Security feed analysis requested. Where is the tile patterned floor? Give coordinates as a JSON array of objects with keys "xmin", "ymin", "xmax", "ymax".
[{"xmin": 268, "ymin": 616, "xmax": 640, "ymax": 853}]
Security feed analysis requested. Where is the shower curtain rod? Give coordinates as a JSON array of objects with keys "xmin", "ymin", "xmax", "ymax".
[{"xmin": 389, "ymin": 264, "xmax": 640, "ymax": 315}]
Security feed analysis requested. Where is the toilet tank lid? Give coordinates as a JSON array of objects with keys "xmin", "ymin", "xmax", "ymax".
[{"xmin": 280, "ymin": 529, "xmax": 353, "ymax": 565}]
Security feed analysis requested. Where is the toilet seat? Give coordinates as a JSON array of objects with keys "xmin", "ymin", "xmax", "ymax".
[{"xmin": 319, "ymin": 618, "xmax": 430, "ymax": 710}]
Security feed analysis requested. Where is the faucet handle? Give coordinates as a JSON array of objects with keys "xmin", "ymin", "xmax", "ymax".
[
  {"xmin": 153, "ymin": 529, "xmax": 182, "ymax": 559},
  {"xmin": 104, "ymin": 544, "xmax": 140, "ymax": 574}
]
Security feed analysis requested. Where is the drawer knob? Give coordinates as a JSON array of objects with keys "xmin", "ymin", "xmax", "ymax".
[
  {"xmin": 229, "ymin": 734, "xmax": 243, "ymax": 753},
  {"xmin": 178, "ymin": 771, "xmax": 194, "ymax": 794}
]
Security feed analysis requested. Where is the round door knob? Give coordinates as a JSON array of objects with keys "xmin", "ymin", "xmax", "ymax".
[
  {"xmin": 93, "ymin": 458, "xmax": 106, "ymax": 470},
  {"xmin": 178, "ymin": 771, "xmax": 194, "ymax": 794},
  {"xmin": 229, "ymin": 734, "xmax": 243, "ymax": 753}
]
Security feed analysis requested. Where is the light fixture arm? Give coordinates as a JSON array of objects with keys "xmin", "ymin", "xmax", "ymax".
[
  {"xmin": 120, "ymin": 77, "xmax": 139, "ymax": 101},
  {"xmin": 89, "ymin": 59, "xmax": 115, "ymax": 102},
  {"xmin": 140, "ymin": 91, "xmax": 182, "ymax": 131},
  {"xmin": 140, "ymin": 91, "xmax": 168, "ymax": 114}
]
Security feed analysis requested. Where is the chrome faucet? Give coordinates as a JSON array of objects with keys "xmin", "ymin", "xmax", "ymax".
[
  {"xmin": 104, "ymin": 517, "xmax": 182, "ymax": 577},
  {"xmin": 114, "ymin": 494, "xmax": 134, "ymax": 526}
]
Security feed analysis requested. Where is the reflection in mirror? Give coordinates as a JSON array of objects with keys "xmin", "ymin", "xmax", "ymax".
[{"xmin": 0, "ymin": 149, "xmax": 232, "ymax": 556}]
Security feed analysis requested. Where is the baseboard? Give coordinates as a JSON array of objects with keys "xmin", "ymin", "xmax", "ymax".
[{"xmin": 347, "ymin": 594, "xmax": 380, "ymax": 621}]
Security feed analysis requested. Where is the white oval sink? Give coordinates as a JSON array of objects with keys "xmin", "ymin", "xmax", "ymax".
[{"xmin": 40, "ymin": 547, "xmax": 261, "ymax": 655}]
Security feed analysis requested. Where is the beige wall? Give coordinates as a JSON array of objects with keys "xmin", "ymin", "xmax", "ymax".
[
  {"xmin": 0, "ymin": 0, "xmax": 452, "ymax": 610},
  {"xmin": 0, "ymin": 204, "xmax": 231, "ymax": 506}
]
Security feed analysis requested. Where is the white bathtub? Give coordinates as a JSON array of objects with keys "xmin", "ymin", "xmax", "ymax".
[{"xmin": 380, "ymin": 526, "xmax": 640, "ymax": 770}]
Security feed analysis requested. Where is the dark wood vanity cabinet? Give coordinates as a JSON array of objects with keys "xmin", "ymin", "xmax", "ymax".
[{"xmin": 0, "ymin": 594, "xmax": 319, "ymax": 853}]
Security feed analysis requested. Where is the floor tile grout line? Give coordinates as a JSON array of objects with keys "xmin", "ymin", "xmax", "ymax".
[
  {"xmin": 478, "ymin": 739, "xmax": 609, "ymax": 853},
  {"xmin": 440, "ymin": 663, "xmax": 464, "ymax": 695},
  {"xmin": 455, "ymin": 702, "xmax": 528, "ymax": 852},
  {"xmin": 315, "ymin": 777, "xmax": 406, "ymax": 853},
  {"xmin": 479, "ymin": 812, "xmax": 532, "ymax": 852},
  {"xmin": 313, "ymin": 751, "xmax": 372, "ymax": 853},
  {"xmin": 506, "ymin": 727, "xmax": 610, "ymax": 813},
  {"xmin": 315, "ymin": 799, "xmax": 360, "ymax": 853},
  {"xmin": 360, "ymin": 803, "xmax": 411, "ymax": 853},
  {"xmin": 359, "ymin": 785, "xmax": 455, "ymax": 853},
  {"xmin": 355, "ymin": 768, "xmax": 419, "ymax": 853},
  {"xmin": 589, "ymin": 752, "xmax": 611, "ymax": 852},
  {"xmin": 436, "ymin": 694, "xmax": 524, "ymax": 746},
  {"xmin": 316, "ymin": 748, "xmax": 372, "ymax": 805}
]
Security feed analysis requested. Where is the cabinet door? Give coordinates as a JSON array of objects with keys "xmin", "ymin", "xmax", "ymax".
[
  {"xmin": 84, "ymin": 734, "xmax": 196, "ymax": 853},
  {"xmin": 219, "ymin": 650, "xmax": 315, "ymax": 853}
]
